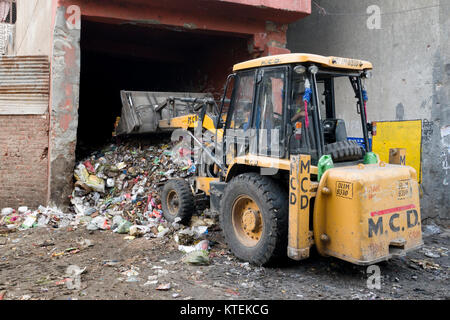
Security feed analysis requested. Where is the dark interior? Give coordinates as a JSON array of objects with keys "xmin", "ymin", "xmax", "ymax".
[{"xmin": 76, "ymin": 18, "xmax": 250, "ymax": 159}]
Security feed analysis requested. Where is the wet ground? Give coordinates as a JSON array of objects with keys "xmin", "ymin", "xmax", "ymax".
[{"xmin": 0, "ymin": 223, "xmax": 448, "ymax": 300}]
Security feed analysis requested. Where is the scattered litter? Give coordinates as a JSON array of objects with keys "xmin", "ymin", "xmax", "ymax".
[
  {"xmin": 77, "ymin": 238, "xmax": 94, "ymax": 248},
  {"xmin": 422, "ymin": 223, "xmax": 441, "ymax": 237},
  {"xmin": 1, "ymin": 208, "xmax": 14, "ymax": 216},
  {"xmin": 55, "ymin": 279, "xmax": 71, "ymax": 285},
  {"xmin": 122, "ymin": 269, "xmax": 139, "ymax": 277},
  {"xmin": 156, "ymin": 283, "xmax": 171, "ymax": 291},
  {"xmin": 179, "ymin": 240, "xmax": 209, "ymax": 253},
  {"xmin": 103, "ymin": 260, "xmax": 120, "ymax": 267},
  {"xmin": 18, "ymin": 207, "xmax": 28, "ymax": 214},
  {"xmin": 424, "ymin": 250, "xmax": 440, "ymax": 259},
  {"xmin": 20, "ymin": 215, "xmax": 37, "ymax": 230},
  {"xmin": 144, "ymin": 275, "xmax": 159, "ymax": 286},
  {"xmin": 87, "ymin": 216, "xmax": 110, "ymax": 231},
  {"xmin": 182, "ymin": 250, "xmax": 210, "ymax": 265},
  {"xmin": 410, "ymin": 259, "xmax": 441, "ymax": 270}
]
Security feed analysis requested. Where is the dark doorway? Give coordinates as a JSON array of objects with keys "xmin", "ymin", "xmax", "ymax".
[{"xmin": 76, "ymin": 18, "xmax": 251, "ymax": 159}]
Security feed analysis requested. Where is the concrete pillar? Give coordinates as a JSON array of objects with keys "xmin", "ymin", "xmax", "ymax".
[{"xmin": 48, "ymin": 3, "xmax": 81, "ymax": 208}]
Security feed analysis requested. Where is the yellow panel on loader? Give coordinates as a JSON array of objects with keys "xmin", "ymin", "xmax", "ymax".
[
  {"xmin": 314, "ymin": 163, "xmax": 423, "ymax": 265},
  {"xmin": 372, "ymin": 120, "xmax": 422, "ymax": 183}
]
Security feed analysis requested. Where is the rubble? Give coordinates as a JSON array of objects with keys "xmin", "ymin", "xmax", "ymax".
[
  {"xmin": 422, "ymin": 223, "xmax": 442, "ymax": 237},
  {"xmin": 68, "ymin": 139, "xmax": 198, "ymax": 238},
  {"xmin": 0, "ymin": 138, "xmax": 220, "ymax": 273},
  {"xmin": 0, "ymin": 139, "xmax": 201, "ymax": 241}
]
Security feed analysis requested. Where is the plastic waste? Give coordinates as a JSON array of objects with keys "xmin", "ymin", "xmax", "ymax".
[
  {"xmin": 18, "ymin": 207, "xmax": 28, "ymax": 214},
  {"xmin": 86, "ymin": 175, "xmax": 105, "ymax": 193},
  {"xmin": 87, "ymin": 216, "xmax": 110, "ymax": 231},
  {"xmin": 20, "ymin": 215, "xmax": 37, "ymax": 229},
  {"xmin": 182, "ymin": 250, "xmax": 210, "ymax": 265},
  {"xmin": 1, "ymin": 208, "xmax": 14, "ymax": 216},
  {"xmin": 115, "ymin": 220, "xmax": 133, "ymax": 234}
]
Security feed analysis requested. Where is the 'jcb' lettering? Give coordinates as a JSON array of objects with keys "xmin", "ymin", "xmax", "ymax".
[
  {"xmin": 368, "ymin": 217, "xmax": 383, "ymax": 238},
  {"xmin": 407, "ymin": 209, "xmax": 419, "ymax": 228}
]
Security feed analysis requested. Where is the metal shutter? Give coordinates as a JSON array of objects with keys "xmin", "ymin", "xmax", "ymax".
[{"xmin": 0, "ymin": 55, "xmax": 49, "ymax": 115}]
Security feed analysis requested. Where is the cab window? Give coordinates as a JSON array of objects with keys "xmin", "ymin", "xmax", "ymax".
[{"xmin": 255, "ymin": 67, "xmax": 286, "ymax": 157}]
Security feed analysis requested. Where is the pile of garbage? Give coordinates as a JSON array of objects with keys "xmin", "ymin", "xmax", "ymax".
[
  {"xmin": 1, "ymin": 139, "xmax": 216, "ymax": 263},
  {"xmin": 69, "ymin": 139, "xmax": 202, "ymax": 234},
  {"xmin": 0, "ymin": 206, "xmax": 74, "ymax": 231}
]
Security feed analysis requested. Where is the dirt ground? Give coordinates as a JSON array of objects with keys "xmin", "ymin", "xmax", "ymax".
[{"xmin": 0, "ymin": 220, "xmax": 448, "ymax": 300}]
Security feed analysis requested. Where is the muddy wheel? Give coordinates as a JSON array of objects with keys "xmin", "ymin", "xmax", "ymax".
[
  {"xmin": 220, "ymin": 173, "xmax": 288, "ymax": 266},
  {"xmin": 161, "ymin": 179, "xmax": 194, "ymax": 225}
]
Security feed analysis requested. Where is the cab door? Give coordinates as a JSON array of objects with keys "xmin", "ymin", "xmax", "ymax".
[
  {"xmin": 253, "ymin": 66, "xmax": 288, "ymax": 158},
  {"xmin": 224, "ymin": 69, "xmax": 257, "ymax": 163}
]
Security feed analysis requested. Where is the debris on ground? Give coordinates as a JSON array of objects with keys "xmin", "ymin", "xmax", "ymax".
[
  {"xmin": 156, "ymin": 283, "xmax": 171, "ymax": 291},
  {"xmin": 0, "ymin": 139, "xmax": 217, "ymax": 254},
  {"xmin": 420, "ymin": 245, "xmax": 448, "ymax": 259},
  {"xmin": 410, "ymin": 259, "xmax": 441, "ymax": 270},
  {"xmin": 182, "ymin": 250, "xmax": 211, "ymax": 266},
  {"xmin": 422, "ymin": 223, "xmax": 442, "ymax": 237}
]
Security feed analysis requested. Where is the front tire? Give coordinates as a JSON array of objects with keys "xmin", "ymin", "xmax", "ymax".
[
  {"xmin": 161, "ymin": 179, "xmax": 194, "ymax": 224},
  {"xmin": 220, "ymin": 173, "xmax": 288, "ymax": 266}
]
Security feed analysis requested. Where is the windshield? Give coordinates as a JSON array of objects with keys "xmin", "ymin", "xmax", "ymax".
[{"xmin": 289, "ymin": 66, "xmax": 370, "ymax": 164}]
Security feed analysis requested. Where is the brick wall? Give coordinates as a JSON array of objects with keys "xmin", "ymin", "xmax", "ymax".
[{"xmin": 0, "ymin": 114, "xmax": 49, "ymax": 208}]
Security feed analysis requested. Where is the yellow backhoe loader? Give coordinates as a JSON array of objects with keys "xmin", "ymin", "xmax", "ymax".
[{"xmin": 117, "ymin": 53, "xmax": 423, "ymax": 266}]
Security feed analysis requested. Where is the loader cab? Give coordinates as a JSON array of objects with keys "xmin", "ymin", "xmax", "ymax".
[{"xmin": 221, "ymin": 56, "xmax": 373, "ymax": 167}]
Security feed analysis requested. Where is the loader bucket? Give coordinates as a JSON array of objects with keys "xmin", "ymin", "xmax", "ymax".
[{"xmin": 116, "ymin": 91, "xmax": 214, "ymax": 135}]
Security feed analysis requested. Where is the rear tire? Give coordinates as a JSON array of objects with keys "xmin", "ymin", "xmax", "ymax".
[
  {"xmin": 220, "ymin": 173, "xmax": 288, "ymax": 266},
  {"xmin": 161, "ymin": 179, "xmax": 194, "ymax": 225},
  {"xmin": 325, "ymin": 140, "xmax": 363, "ymax": 162}
]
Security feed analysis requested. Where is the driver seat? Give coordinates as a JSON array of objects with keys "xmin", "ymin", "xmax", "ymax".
[{"xmin": 322, "ymin": 119, "xmax": 348, "ymax": 144}]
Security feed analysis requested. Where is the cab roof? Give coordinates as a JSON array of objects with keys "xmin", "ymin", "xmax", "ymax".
[{"xmin": 233, "ymin": 53, "xmax": 373, "ymax": 72}]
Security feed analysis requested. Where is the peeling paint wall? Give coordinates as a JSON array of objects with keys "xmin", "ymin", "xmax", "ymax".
[
  {"xmin": 287, "ymin": 0, "xmax": 449, "ymax": 223},
  {"xmin": 48, "ymin": 5, "xmax": 80, "ymax": 208}
]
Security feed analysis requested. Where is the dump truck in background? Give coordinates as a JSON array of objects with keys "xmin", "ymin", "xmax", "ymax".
[{"xmin": 116, "ymin": 53, "xmax": 423, "ymax": 266}]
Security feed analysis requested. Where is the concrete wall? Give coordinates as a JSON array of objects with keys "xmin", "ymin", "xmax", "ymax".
[
  {"xmin": 14, "ymin": 0, "xmax": 53, "ymax": 56},
  {"xmin": 287, "ymin": 0, "xmax": 449, "ymax": 223}
]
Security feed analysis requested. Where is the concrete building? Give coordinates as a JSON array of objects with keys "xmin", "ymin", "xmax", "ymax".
[
  {"xmin": 0, "ymin": 0, "xmax": 447, "ymax": 224},
  {"xmin": 0, "ymin": 0, "xmax": 310, "ymax": 208},
  {"xmin": 287, "ymin": 0, "xmax": 449, "ymax": 223}
]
